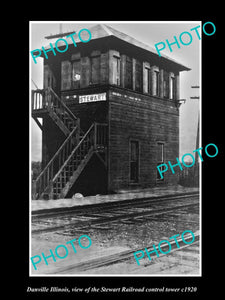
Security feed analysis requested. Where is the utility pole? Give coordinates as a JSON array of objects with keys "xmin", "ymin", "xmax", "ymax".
[
  {"xmin": 190, "ymin": 85, "xmax": 200, "ymax": 161},
  {"xmin": 31, "ymin": 78, "xmax": 39, "ymax": 89},
  {"xmin": 190, "ymin": 85, "xmax": 200, "ymax": 183}
]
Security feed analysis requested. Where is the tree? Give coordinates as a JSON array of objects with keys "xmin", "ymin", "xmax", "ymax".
[{"xmin": 31, "ymin": 161, "xmax": 41, "ymax": 180}]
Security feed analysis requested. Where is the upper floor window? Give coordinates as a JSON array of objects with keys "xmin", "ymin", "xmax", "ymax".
[
  {"xmin": 143, "ymin": 62, "xmax": 151, "ymax": 94},
  {"xmin": 125, "ymin": 56, "xmax": 133, "ymax": 89},
  {"xmin": 155, "ymin": 70, "xmax": 160, "ymax": 96},
  {"xmin": 112, "ymin": 55, "xmax": 120, "ymax": 86},
  {"xmin": 72, "ymin": 59, "xmax": 81, "ymax": 88},
  {"xmin": 61, "ymin": 60, "xmax": 72, "ymax": 90},
  {"xmin": 134, "ymin": 60, "xmax": 142, "ymax": 92},
  {"xmin": 145, "ymin": 67, "xmax": 151, "ymax": 94},
  {"xmin": 90, "ymin": 55, "xmax": 101, "ymax": 84},
  {"xmin": 163, "ymin": 71, "xmax": 169, "ymax": 99},
  {"xmin": 61, "ymin": 52, "xmax": 102, "ymax": 90},
  {"xmin": 170, "ymin": 76, "xmax": 176, "ymax": 100}
]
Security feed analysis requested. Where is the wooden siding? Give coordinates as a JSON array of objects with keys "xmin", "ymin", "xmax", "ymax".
[{"xmin": 108, "ymin": 86, "xmax": 179, "ymax": 191}]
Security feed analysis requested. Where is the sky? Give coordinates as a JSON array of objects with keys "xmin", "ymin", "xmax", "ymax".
[{"xmin": 30, "ymin": 21, "xmax": 201, "ymax": 162}]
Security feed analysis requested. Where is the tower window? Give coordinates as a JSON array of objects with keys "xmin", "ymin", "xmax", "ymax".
[
  {"xmin": 130, "ymin": 140, "xmax": 139, "ymax": 183},
  {"xmin": 112, "ymin": 55, "xmax": 120, "ymax": 85},
  {"xmin": 157, "ymin": 142, "xmax": 165, "ymax": 180},
  {"xmin": 170, "ymin": 76, "xmax": 176, "ymax": 100},
  {"xmin": 125, "ymin": 56, "xmax": 132, "ymax": 89},
  {"xmin": 90, "ymin": 56, "xmax": 100, "ymax": 84},
  {"xmin": 155, "ymin": 70, "xmax": 160, "ymax": 96},
  {"xmin": 145, "ymin": 67, "xmax": 151, "ymax": 94}
]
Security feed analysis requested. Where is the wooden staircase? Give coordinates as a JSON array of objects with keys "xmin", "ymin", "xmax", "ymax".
[
  {"xmin": 32, "ymin": 87, "xmax": 80, "ymax": 136},
  {"xmin": 31, "ymin": 87, "xmax": 107, "ymax": 200}
]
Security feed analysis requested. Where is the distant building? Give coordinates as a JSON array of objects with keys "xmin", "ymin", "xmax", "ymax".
[{"xmin": 31, "ymin": 24, "xmax": 190, "ymax": 199}]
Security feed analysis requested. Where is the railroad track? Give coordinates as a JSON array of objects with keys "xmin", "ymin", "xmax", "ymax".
[
  {"xmin": 44, "ymin": 231, "xmax": 200, "ymax": 274},
  {"xmin": 32, "ymin": 191, "xmax": 199, "ymax": 219},
  {"xmin": 32, "ymin": 192, "xmax": 199, "ymax": 235}
]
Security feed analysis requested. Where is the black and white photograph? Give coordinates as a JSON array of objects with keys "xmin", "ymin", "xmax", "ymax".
[{"xmin": 29, "ymin": 21, "xmax": 202, "ymax": 279}]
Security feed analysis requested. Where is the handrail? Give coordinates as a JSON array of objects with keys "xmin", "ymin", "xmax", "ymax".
[
  {"xmin": 52, "ymin": 123, "xmax": 95, "ymax": 182},
  {"xmin": 47, "ymin": 87, "xmax": 78, "ymax": 121},
  {"xmin": 36, "ymin": 125, "xmax": 78, "ymax": 182},
  {"xmin": 33, "ymin": 122, "xmax": 108, "ymax": 199},
  {"xmin": 32, "ymin": 87, "xmax": 84, "ymax": 135},
  {"xmin": 31, "ymin": 89, "xmax": 44, "ymax": 110},
  {"xmin": 34, "ymin": 125, "xmax": 79, "ymax": 199},
  {"xmin": 32, "ymin": 87, "xmax": 77, "ymax": 121},
  {"xmin": 53, "ymin": 122, "xmax": 108, "ymax": 181}
]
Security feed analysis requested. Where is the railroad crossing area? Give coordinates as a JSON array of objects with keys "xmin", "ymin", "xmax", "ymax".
[{"xmin": 31, "ymin": 185, "xmax": 200, "ymax": 275}]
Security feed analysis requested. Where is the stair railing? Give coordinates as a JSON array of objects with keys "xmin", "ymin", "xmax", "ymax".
[
  {"xmin": 52, "ymin": 123, "xmax": 95, "ymax": 185},
  {"xmin": 45, "ymin": 87, "xmax": 79, "ymax": 131},
  {"xmin": 32, "ymin": 87, "xmax": 81, "ymax": 132},
  {"xmin": 32, "ymin": 124, "xmax": 80, "ymax": 199},
  {"xmin": 31, "ymin": 89, "xmax": 44, "ymax": 110},
  {"xmin": 51, "ymin": 123, "xmax": 108, "ymax": 197}
]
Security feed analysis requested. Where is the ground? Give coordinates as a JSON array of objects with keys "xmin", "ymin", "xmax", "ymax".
[{"xmin": 31, "ymin": 190, "xmax": 200, "ymax": 275}]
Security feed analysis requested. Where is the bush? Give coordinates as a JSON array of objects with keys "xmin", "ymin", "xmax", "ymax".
[{"xmin": 31, "ymin": 161, "xmax": 41, "ymax": 180}]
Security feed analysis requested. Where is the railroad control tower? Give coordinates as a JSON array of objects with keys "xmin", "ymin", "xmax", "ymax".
[{"xmin": 31, "ymin": 24, "xmax": 190, "ymax": 199}]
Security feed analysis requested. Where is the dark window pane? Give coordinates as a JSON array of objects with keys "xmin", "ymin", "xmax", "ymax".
[
  {"xmin": 113, "ymin": 56, "xmax": 120, "ymax": 85},
  {"xmin": 157, "ymin": 143, "xmax": 164, "ymax": 180},
  {"xmin": 125, "ymin": 57, "xmax": 132, "ymax": 89},
  {"xmin": 155, "ymin": 71, "xmax": 160, "ymax": 96},
  {"xmin": 61, "ymin": 61, "xmax": 71, "ymax": 90},
  {"xmin": 91, "ymin": 56, "xmax": 100, "ymax": 84},
  {"xmin": 130, "ymin": 162, "xmax": 138, "ymax": 181},
  {"xmin": 130, "ymin": 141, "xmax": 139, "ymax": 182},
  {"xmin": 146, "ymin": 68, "xmax": 150, "ymax": 93},
  {"xmin": 135, "ymin": 61, "xmax": 142, "ymax": 92},
  {"xmin": 163, "ymin": 71, "xmax": 169, "ymax": 98},
  {"xmin": 157, "ymin": 163, "xmax": 166, "ymax": 179},
  {"xmin": 72, "ymin": 60, "xmax": 81, "ymax": 88},
  {"xmin": 171, "ymin": 77, "xmax": 176, "ymax": 99}
]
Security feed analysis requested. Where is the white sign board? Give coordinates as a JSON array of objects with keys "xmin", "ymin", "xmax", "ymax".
[{"xmin": 79, "ymin": 93, "xmax": 106, "ymax": 104}]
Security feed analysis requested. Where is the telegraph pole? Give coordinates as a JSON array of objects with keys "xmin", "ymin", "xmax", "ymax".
[
  {"xmin": 190, "ymin": 86, "xmax": 200, "ymax": 182},
  {"xmin": 190, "ymin": 85, "xmax": 200, "ymax": 161},
  {"xmin": 31, "ymin": 78, "xmax": 39, "ymax": 89}
]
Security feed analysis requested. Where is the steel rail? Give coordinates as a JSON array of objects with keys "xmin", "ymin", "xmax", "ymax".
[
  {"xmin": 32, "ymin": 201, "xmax": 199, "ymax": 235},
  {"xmin": 44, "ymin": 231, "xmax": 200, "ymax": 274},
  {"xmin": 32, "ymin": 191, "xmax": 199, "ymax": 219}
]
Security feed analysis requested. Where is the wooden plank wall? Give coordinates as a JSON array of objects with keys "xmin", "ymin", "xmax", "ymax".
[{"xmin": 108, "ymin": 87, "xmax": 179, "ymax": 191}]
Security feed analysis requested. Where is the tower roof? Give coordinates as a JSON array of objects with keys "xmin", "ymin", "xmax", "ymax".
[{"xmin": 43, "ymin": 24, "xmax": 191, "ymax": 71}]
